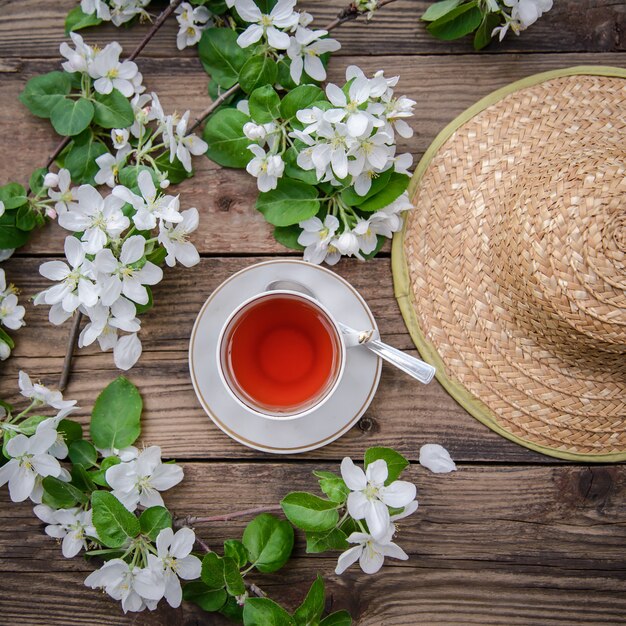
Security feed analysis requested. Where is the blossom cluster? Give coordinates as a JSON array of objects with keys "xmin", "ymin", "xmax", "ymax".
[
  {"xmin": 175, "ymin": 2, "xmax": 213, "ymax": 50},
  {"xmin": 334, "ymin": 457, "xmax": 417, "ymax": 575},
  {"xmin": 0, "ymin": 268, "xmax": 25, "ymax": 359},
  {"xmin": 239, "ymin": 63, "xmax": 415, "ymax": 265},
  {"xmin": 34, "ymin": 168, "xmax": 200, "ymax": 370},
  {"xmin": 231, "ymin": 0, "xmax": 341, "ymax": 85}
]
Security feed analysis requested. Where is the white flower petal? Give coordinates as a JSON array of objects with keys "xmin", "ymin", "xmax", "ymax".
[
  {"xmin": 419, "ymin": 443, "xmax": 457, "ymax": 474},
  {"xmin": 335, "ymin": 545, "xmax": 362, "ymax": 575},
  {"xmin": 340, "ymin": 457, "xmax": 367, "ymax": 490}
]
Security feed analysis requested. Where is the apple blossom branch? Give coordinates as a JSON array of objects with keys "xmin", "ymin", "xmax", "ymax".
[
  {"xmin": 174, "ymin": 504, "xmax": 284, "ymax": 527},
  {"xmin": 188, "ymin": 0, "xmax": 399, "ymax": 132}
]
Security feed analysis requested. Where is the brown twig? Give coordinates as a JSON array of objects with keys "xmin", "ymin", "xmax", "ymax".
[
  {"xmin": 188, "ymin": 0, "xmax": 399, "ymax": 133},
  {"xmin": 58, "ymin": 311, "xmax": 83, "ymax": 391},
  {"xmin": 176, "ymin": 504, "xmax": 283, "ymax": 526}
]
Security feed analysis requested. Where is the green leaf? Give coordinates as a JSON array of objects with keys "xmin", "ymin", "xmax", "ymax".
[
  {"xmin": 92, "ymin": 89, "xmax": 134, "ymax": 129},
  {"xmin": 276, "ymin": 57, "xmax": 299, "ymax": 91},
  {"xmin": 313, "ymin": 471, "xmax": 350, "ymax": 504},
  {"xmin": 473, "ymin": 11, "xmax": 501, "ymax": 50},
  {"xmin": 243, "ymin": 598, "xmax": 293, "ymax": 626},
  {"xmin": 426, "ymin": 1, "xmax": 482, "ymax": 40},
  {"xmin": 305, "ymin": 527, "xmax": 349, "ymax": 554},
  {"xmin": 50, "ymin": 96, "xmax": 94, "ymax": 137},
  {"xmin": 68, "ymin": 439, "xmax": 98, "ymax": 468},
  {"xmin": 90, "ymin": 376, "xmax": 142, "ymax": 450},
  {"xmin": 153, "ymin": 153, "xmax": 191, "ymax": 184},
  {"xmin": 183, "ymin": 581, "xmax": 228, "ymax": 612},
  {"xmin": 201, "ymin": 552, "xmax": 226, "ymax": 591},
  {"xmin": 65, "ymin": 6, "xmax": 102, "ymax": 33},
  {"xmin": 249, "ymin": 85, "xmax": 281, "ymax": 124},
  {"xmin": 134, "ymin": 286, "xmax": 153, "ymax": 315},
  {"xmin": 357, "ymin": 173, "xmax": 410, "ymax": 212},
  {"xmin": 70, "ymin": 464, "xmax": 96, "ymax": 493},
  {"xmin": 203, "ymin": 108, "xmax": 251, "ymax": 169},
  {"xmin": 280, "ymin": 492, "xmax": 339, "ymax": 533},
  {"xmin": 364, "ymin": 447, "xmax": 409, "ymax": 484},
  {"xmin": 224, "ymin": 539, "xmax": 249, "ymax": 568},
  {"xmin": 63, "ymin": 130, "xmax": 109, "ymax": 185},
  {"xmin": 421, "ymin": 0, "xmax": 462, "ymax": 21},
  {"xmin": 239, "ymin": 55, "xmax": 278, "ymax": 95},
  {"xmin": 0, "ymin": 183, "xmax": 28, "ymax": 210},
  {"xmin": 340, "ymin": 169, "xmax": 392, "ymax": 206},
  {"xmin": 29, "ymin": 168, "xmax": 48, "ymax": 196},
  {"xmin": 280, "ymin": 85, "xmax": 324, "ymax": 120},
  {"xmin": 320, "ymin": 611, "xmax": 352, "ymax": 626},
  {"xmin": 57, "ymin": 419, "xmax": 83, "ymax": 444},
  {"xmin": 220, "ymin": 595, "xmax": 245, "ymax": 622},
  {"xmin": 118, "ymin": 165, "xmax": 158, "ymax": 189},
  {"xmin": 0, "ymin": 224, "xmax": 29, "ymax": 249},
  {"xmin": 273, "ymin": 225, "xmax": 305, "ymax": 252},
  {"xmin": 256, "ymin": 178, "xmax": 320, "ymax": 227},
  {"xmin": 19, "ymin": 71, "xmax": 72, "ymax": 119},
  {"xmin": 198, "ymin": 27, "xmax": 248, "ymax": 88},
  {"xmin": 89, "ymin": 455, "xmax": 120, "ymax": 487},
  {"xmin": 15, "ymin": 414, "xmax": 48, "ymax": 435},
  {"xmin": 91, "ymin": 491, "xmax": 141, "ymax": 548},
  {"xmin": 223, "ymin": 556, "xmax": 245, "ymax": 596},
  {"xmin": 0, "ymin": 327, "xmax": 14, "ymax": 350},
  {"xmin": 15, "ymin": 204, "xmax": 37, "ymax": 231},
  {"xmin": 293, "ymin": 575, "xmax": 325, "ymax": 626},
  {"xmin": 139, "ymin": 506, "xmax": 172, "ymax": 541},
  {"xmin": 42, "ymin": 476, "xmax": 89, "ymax": 509},
  {"xmin": 242, "ymin": 513, "xmax": 294, "ymax": 573}
]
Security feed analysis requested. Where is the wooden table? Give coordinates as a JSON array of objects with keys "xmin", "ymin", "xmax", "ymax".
[{"xmin": 1, "ymin": 1, "xmax": 625, "ymax": 624}]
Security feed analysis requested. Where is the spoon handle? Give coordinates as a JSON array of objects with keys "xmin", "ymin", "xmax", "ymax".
[{"xmin": 365, "ymin": 339, "xmax": 436, "ymax": 384}]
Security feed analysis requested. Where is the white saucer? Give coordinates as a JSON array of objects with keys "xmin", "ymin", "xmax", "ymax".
[{"xmin": 188, "ymin": 260, "xmax": 382, "ymax": 454}]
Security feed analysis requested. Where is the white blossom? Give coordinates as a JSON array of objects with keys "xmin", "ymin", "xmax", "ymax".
[
  {"xmin": 79, "ymin": 298, "xmax": 141, "ymax": 352},
  {"xmin": 0, "ymin": 340, "xmax": 10, "ymax": 360},
  {"xmin": 94, "ymin": 235, "xmax": 163, "ymax": 307},
  {"xmin": 58, "ymin": 185, "xmax": 129, "ymax": 254},
  {"xmin": 235, "ymin": 0, "xmax": 299, "ymax": 49},
  {"xmin": 504, "ymin": 0, "xmax": 553, "ymax": 29},
  {"xmin": 81, "ymin": 0, "xmax": 111, "ymax": 20},
  {"xmin": 113, "ymin": 171, "xmax": 182, "ymax": 230},
  {"xmin": 0, "ymin": 422, "xmax": 62, "ymax": 502},
  {"xmin": 0, "ymin": 277, "xmax": 25, "ymax": 330},
  {"xmin": 144, "ymin": 527, "xmax": 202, "ymax": 608},
  {"xmin": 164, "ymin": 111, "xmax": 208, "ymax": 173},
  {"xmin": 158, "ymin": 207, "xmax": 200, "ymax": 268},
  {"xmin": 111, "ymin": 128, "xmax": 130, "ymax": 149},
  {"xmin": 43, "ymin": 172, "xmax": 59, "ymax": 188},
  {"xmin": 17, "ymin": 371, "xmax": 77, "ymax": 410},
  {"xmin": 419, "ymin": 444, "xmax": 457, "ymax": 474},
  {"xmin": 88, "ymin": 41, "xmax": 141, "ymax": 97},
  {"xmin": 109, "ymin": 0, "xmax": 151, "ymax": 27},
  {"xmin": 59, "ymin": 32, "xmax": 94, "ymax": 74},
  {"xmin": 298, "ymin": 214, "xmax": 341, "ymax": 265},
  {"xmin": 105, "ymin": 445, "xmax": 184, "ymax": 511},
  {"xmin": 37, "ymin": 236, "xmax": 100, "ymax": 314},
  {"xmin": 341, "ymin": 457, "xmax": 416, "ymax": 540},
  {"xmin": 246, "ymin": 145, "xmax": 285, "ymax": 192},
  {"xmin": 325, "ymin": 78, "xmax": 379, "ymax": 138},
  {"xmin": 286, "ymin": 27, "xmax": 340, "ymax": 84},
  {"xmin": 335, "ymin": 527, "xmax": 408, "ymax": 575},
  {"xmin": 47, "ymin": 169, "xmax": 76, "ymax": 214},
  {"xmin": 84, "ymin": 559, "xmax": 164, "ymax": 613},
  {"xmin": 33, "ymin": 505, "xmax": 98, "ymax": 558},
  {"xmin": 94, "ymin": 146, "xmax": 131, "ymax": 188}
]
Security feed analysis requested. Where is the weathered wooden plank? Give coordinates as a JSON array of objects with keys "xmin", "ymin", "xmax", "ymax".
[
  {"xmin": 1, "ymin": 463, "xmax": 625, "ymax": 624},
  {"xmin": 0, "ymin": 256, "xmax": 558, "ymax": 463},
  {"xmin": 1, "ymin": 53, "xmax": 625, "ymax": 256},
  {"xmin": 0, "ymin": 0, "xmax": 623, "ymax": 60}
]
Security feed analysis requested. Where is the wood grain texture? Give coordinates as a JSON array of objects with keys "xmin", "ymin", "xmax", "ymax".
[
  {"xmin": 0, "ymin": 0, "xmax": 623, "ymax": 60},
  {"xmin": 1, "ymin": 462, "xmax": 625, "ymax": 625},
  {"xmin": 0, "ymin": 256, "xmax": 553, "ymax": 463},
  {"xmin": 1, "ymin": 53, "xmax": 624, "ymax": 255}
]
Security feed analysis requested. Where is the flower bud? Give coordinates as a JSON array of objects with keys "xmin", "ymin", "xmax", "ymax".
[
  {"xmin": 43, "ymin": 172, "xmax": 59, "ymax": 189},
  {"xmin": 0, "ymin": 340, "xmax": 10, "ymax": 361},
  {"xmin": 45, "ymin": 207, "xmax": 58, "ymax": 220}
]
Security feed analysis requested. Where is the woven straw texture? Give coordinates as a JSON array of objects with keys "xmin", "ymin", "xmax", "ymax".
[{"xmin": 393, "ymin": 67, "xmax": 626, "ymax": 461}]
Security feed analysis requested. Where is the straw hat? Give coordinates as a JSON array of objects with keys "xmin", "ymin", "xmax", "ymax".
[{"xmin": 393, "ymin": 67, "xmax": 626, "ymax": 461}]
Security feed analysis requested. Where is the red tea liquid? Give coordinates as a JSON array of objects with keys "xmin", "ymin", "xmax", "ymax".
[{"xmin": 223, "ymin": 295, "xmax": 340, "ymax": 413}]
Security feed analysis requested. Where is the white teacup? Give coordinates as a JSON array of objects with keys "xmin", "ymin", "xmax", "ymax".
[{"xmin": 216, "ymin": 289, "xmax": 347, "ymax": 420}]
